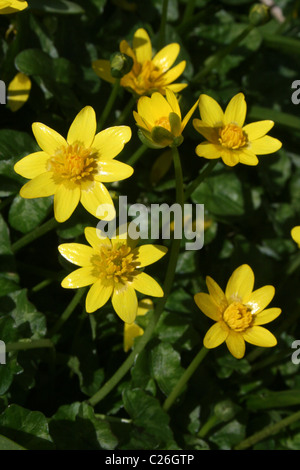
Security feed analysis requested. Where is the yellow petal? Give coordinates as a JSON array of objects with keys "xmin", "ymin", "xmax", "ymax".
[
  {"xmin": 237, "ymin": 148, "xmax": 259, "ymax": 166},
  {"xmin": 291, "ymin": 226, "xmax": 300, "ymax": 247},
  {"xmin": 110, "ymin": 223, "xmax": 139, "ymax": 249},
  {"xmin": 195, "ymin": 142, "xmax": 222, "ymax": 159},
  {"xmin": 152, "ymin": 92, "xmax": 173, "ymax": 117},
  {"xmin": 133, "ymin": 244, "xmax": 168, "ymax": 267},
  {"xmin": 152, "ymin": 43, "xmax": 180, "ymax": 73},
  {"xmin": 162, "ymin": 61, "xmax": 186, "ymax": 86},
  {"xmin": 194, "ymin": 293, "xmax": 220, "ymax": 321},
  {"xmin": 181, "ymin": 98, "xmax": 199, "ymax": 132},
  {"xmin": 84, "ymin": 226, "xmax": 111, "ymax": 250},
  {"xmin": 124, "ymin": 322, "xmax": 144, "ymax": 352},
  {"xmin": 93, "ymin": 126, "xmax": 132, "ymax": 159},
  {"xmin": 85, "ymin": 279, "xmax": 113, "ymax": 313},
  {"xmin": 242, "ymin": 325, "xmax": 277, "ymax": 347},
  {"xmin": 61, "ymin": 267, "xmax": 98, "ymax": 289},
  {"xmin": 133, "ymin": 110, "xmax": 151, "ymax": 131},
  {"xmin": 198, "ymin": 94, "xmax": 224, "ymax": 127},
  {"xmin": 58, "ymin": 243, "xmax": 95, "ymax": 266},
  {"xmin": 14, "ymin": 152, "xmax": 49, "ymax": 179},
  {"xmin": 225, "ymin": 264, "xmax": 254, "ymax": 304},
  {"xmin": 224, "ymin": 93, "xmax": 247, "ymax": 127},
  {"xmin": 133, "ymin": 28, "xmax": 152, "ymax": 63},
  {"xmin": 226, "ymin": 331, "xmax": 245, "ymax": 359},
  {"xmin": 193, "ymin": 119, "xmax": 218, "ymax": 142},
  {"xmin": 249, "ymin": 136, "xmax": 282, "ymax": 155},
  {"xmin": 112, "ymin": 284, "xmax": 138, "ymax": 323},
  {"xmin": 165, "ymin": 88, "xmax": 181, "ymax": 119},
  {"xmin": 166, "ymin": 83, "xmax": 188, "ymax": 93},
  {"xmin": 131, "ymin": 272, "xmax": 164, "ymax": 297},
  {"xmin": 67, "ymin": 106, "xmax": 96, "ymax": 148},
  {"xmin": 220, "ymin": 148, "xmax": 240, "ymax": 167},
  {"xmin": 0, "ymin": 0, "xmax": 28, "ymax": 14},
  {"xmin": 19, "ymin": 172, "xmax": 57, "ymax": 198},
  {"xmin": 137, "ymin": 298, "xmax": 153, "ymax": 316},
  {"xmin": 120, "ymin": 40, "xmax": 136, "ymax": 62},
  {"xmin": 95, "ymin": 159, "xmax": 133, "ymax": 183},
  {"xmin": 137, "ymin": 96, "xmax": 158, "ymax": 127},
  {"xmin": 54, "ymin": 182, "xmax": 81, "ymax": 223},
  {"xmin": 32, "ymin": 122, "xmax": 67, "ymax": 155},
  {"xmin": 246, "ymin": 285, "xmax": 275, "ymax": 314},
  {"xmin": 92, "ymin": 59, "xmax": 116, "ymax": 84},
  {"xmin": 203, "ymin": 322, "xmax": 228, "ymax": 349},
  {"xmin": 243, "ymin": 120, "xmax": 274, "ymax": 140},
  {"xmin": 80, "ymin": 181, "xmax": 115, "ymax": 220},
  {"xmin": 206, "ymin": 276, "xmax": 227, "ymax": 309},
  {"xmin": 7, "ymin": 72, "xmax": 31, "ymax": 112},
  {"xmin": 253, "ymin": 307, "xmax": 281, "ymax": 326}
]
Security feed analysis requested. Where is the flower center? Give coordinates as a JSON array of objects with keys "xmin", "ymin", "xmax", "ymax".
[
  {"xmin": 91, "ymin": 244, "xmax": 138, "ymax": 284},
  {"xmin": 218, "ymin": 123, "xmax": 247, "ymax": 149},
  {"xmin": 223, "ymin": 301, "xmax": 253, "ymax": 332},
  {"xmin": 48, "ymin": 143, "xmax": 98, "ymax": 183},
  {"xmin": 154, "ymin": 116, "xmax": 171, "ymax": 131}
]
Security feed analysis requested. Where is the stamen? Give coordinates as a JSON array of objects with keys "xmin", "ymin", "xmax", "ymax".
[
  {"xmin": 223, "ymin": 301, "xmax": 253, "ymax": 332},
  {"xmin": 91, "ymin": 244, "xmax": 139, "ymax": 284},
  {"xmin": 48, "ymin": 143, "xmax": 98, "ymax": 183},
  {"xmin": 218, "ymin": 124, "xmax": 247, "ymax": 150}
]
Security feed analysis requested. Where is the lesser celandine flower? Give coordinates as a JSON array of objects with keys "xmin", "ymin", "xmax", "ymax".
[
  {"xmin": 58, "ymin": 226, "xmax": 167, "ymax": 323},
  {"xmin": 194, "ymin": 264, "xmax": 281, "ymax": 359},
  {"xmin": 291, "ymin": 226, "xmax": 300, "ymax": 247},
  {"xmin": 133, "ymin": 89, "xmax": 198, "ymax": 148},
  {"xmin": 193, "ymin": 93, "xmax": 282, "ymax": 167},
  {"xmin": 123, "ymin": 298, "xmax": 153, "ymax": 352},
  {"xmin": 0, "ymin": 0, "xmax": 27, "ymax": 14},
  {"xmin": 92, "ymin": 28, "xmax": 187, "ymax": 96},
  {"xmin": 14, "ymin": 106, "xmax": 133, "ymax": 223},
  {"xmin": 7, "ymin": 72, "xmax": 31, "ymax": 112}
]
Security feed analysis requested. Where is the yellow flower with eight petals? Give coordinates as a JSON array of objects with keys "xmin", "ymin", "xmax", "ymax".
[
  {"xmin": 58, "ymin": 226, "xmax": 167, "ymax": 323},
  {"xmin": 92, "ymin": 28, "xmax": 187, "ymax": 97},
  {"xmin": 291, "ymin": 226, "xmax": 300, "ymax": 248},
  {"xmin": 124, "ymin": 298, "xmax": 153, "ymax": 352},
  {"xmin": 14, "ymin": 106, "xmax": 133, "ymax": 223},
  {"xmin": 0, "ymin": 0, "xmax": 27, "ymax": 14},
  {"xmin": 194, "ymin": 264, "xmax": 281, "ymax": 359},
  {"xmin": 133, "ymin": 89, "xmax": 198, "ymax": 148},
  {"xmin": 193, "ymin": 93, "xmax": 282, "ymax": 167}
]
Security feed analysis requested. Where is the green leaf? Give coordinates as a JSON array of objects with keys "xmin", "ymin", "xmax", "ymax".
[
  {"xmin": 150, "ymin": 343, "xmax": 184, "ymax": 396},
  {"xmin": 29, "ymin": 0, "xmax": 85, "ymax": 14},
  {"xmin": 245, "ymin": 389, "xmax": 300, "ymax": 411},
  {"xmin": 209, "ymin": 420, "xmax": 246, "ymax": 449},
  {"xmin": 8, "ymin": 289, "xmax": 47, "ymax": 339},
  {"xmin": 0, "ymin": 434, "xmax": 26, "ymax": 450},
  {"xmin": 15, "ymin": 49, "xmax": 53, "ymax": 77},
  {"xmin": 9, "ymin": 196, "xmax": 53, "ymax": 234}
]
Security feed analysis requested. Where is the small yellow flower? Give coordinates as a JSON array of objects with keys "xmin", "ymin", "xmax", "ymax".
[
  {"xmin": 193, "ymin": 93, "xmax": 282, "ymax": 167},
  {"xmin": 194, "ymin": 264, "xmax": 281, "ymax": 359},
  {"xmin": 7, "ymin": 72, "xmax": 31, "ymax": 112},
  {"xmin": 0, "ymin": 0, "xmax": 27, "ymax": 14},
  {"xmin": 14, "ymin": 106, "xmax": 133, "ymax": 223},
  {"xmin": 133, "ymin": 89, "xmax": 198, "ymax": 148},
  {"xmin": 291, "ymin": 226, "xmax": 300, "ymax": 247},
  {"xmin": 123, "ymin": 298, "xmax": 153, "ymax": 352},
  {"xmin": 92, "ymin": 28, "xmax": 187, "ymax": 96},
  {"xmin": 58, "ymin": 226, "xmax": 167, "ymax": 323}
]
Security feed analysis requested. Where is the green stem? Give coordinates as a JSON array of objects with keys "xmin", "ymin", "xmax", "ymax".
[
  {"xmin": 184, "ymin": 160, "xmax": 217, "ymax": 201},
  {"xmin": 50, "ymin": 287, "xmax": 87, "ymax": 336},
  {"xmin": 6, "ymin": 339, "xmax": 54, "ymax": 352},
  {"xmin": 192, "ymin": 24, "xmax": 255, "ymax": 83},
  {"xmin": 114, "ymin": 95, "xmax": 136, "ymax": 125},
  {"xmin": 126, "ymin": 144, "xmax": 148, "ymax": 167},
  {"xmin": 87, "ymin": 146, "xmax": 184, "ymax": 407},
  {"xmin": 163, "ymin": 346, "xmax": 209, "ymax": 412},
  {"xmin": 234, "ymin": 410, "xmax": 300, "ymax": 450},
  {"xmin": 11, "ymin": 217, "xmax": 59, "ymax": 253},
  {"xmin": 197, "ymin": 414, "xmax": 220, "ymax": 438},
  {"xmin": 31, "ymin": 278, "xmax": 54, "ymax": 293},
  {"xmin": 97, "ymin": 79, "xmax": 120, "ymax": 130},
  {"xmin": 181, "ymin": 0, "xmax": 196, "ymax": 26},
  {"xmin": 158, "ymin": 0, "xmax": 169, "ymax": 49}
]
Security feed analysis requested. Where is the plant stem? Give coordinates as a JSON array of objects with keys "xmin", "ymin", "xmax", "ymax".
[
  {"xmin": 31, "ymin": 278, "xmax": 54, "ymax": 293},
  {"xmin": 11, "ymin": 217, "xmax": 59, "ymax": 253},
  {"xmin": 114, "ymin": 95, "xmax": 136, "ymax": 125},
  {"xmin": 97, "ymin": 79, "xmax": 120, "ymax": 130},
  {"xmin": 163, "ymin": 346, "xmax": 209, "ymax": 412},
  {"xmin": 87, "ymin": 146, "xmax": 184, "ymax": 407},
  {"xmin": 158, "ymin": 0, "xmax": 169, "ymax": 49},
  {"xmin": 50, "ymin": 287, "xmax": 87, "ymax": 336},
  {"xmin": 234, "ymin": 410, "xmax": 300, "ymax": 450},
  {"xmin": 181, "ymin": 0, "xmax": 196, "ymax": 26},
  {"xmin": 126, "ymin": 144, "xmax": 148, "ymax": 167},
  {"xmin": 192, "ymin": 24, "xmax": 255, "ymax": 83},
  {"xmin": 197, "ymin": 414, "xmax": 220, "ymax": 438},
  {"xmin": 184, "ymin": 160, "xmax": 218, "ymax": 201},
  {"xmin": 6, "ymin": 339, "xmax": 54, "ymax": 352}
]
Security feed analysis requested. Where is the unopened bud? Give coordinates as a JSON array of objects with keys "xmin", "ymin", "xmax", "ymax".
[
  {"xmin": 214, "ymin": 400, "xmax": 237, "ymax": 422},
  {"xmin": 249, "ymin": 4, "xmax": 270, "ymax": 26},
  {"xmin": 110, "ymin": 52, "xmax": 133, "ymax": 78}
]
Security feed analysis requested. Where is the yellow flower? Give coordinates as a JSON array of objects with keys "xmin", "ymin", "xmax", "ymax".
[
  {"xmin": 58, "ymin": 226, "xmax": 167, "ymax": 323},
  {"xmin": 14, "ymin": 106, "xmax": 133, "ymax": 223},
  {"xmin": 123, "ymin": 298, "xmax": 153, "ymax": 352},
  {"xmin": 0, "ymin": 0, "xmax": 27, "ymax": 14},
  {"xmin": 7, "ymin": 72, "xmax": 31, "ymax": 112},
  {"xmin": 291, "ymin": 226, "xmax": 300, "ymax": 247},
  {"xmin": 193, "ymin": 93, "xmax": 282, "ymax": 167},
  {"xmin": 92, "ymin": 28, "xmax": 187, "ymax": 96},
  {"xmin": 194, "ymin": 264, "xmax": 281, "ymax": 359},
  {"xmin": 133, "ymin": 89, "xmax": 198, "ymax": 148}
]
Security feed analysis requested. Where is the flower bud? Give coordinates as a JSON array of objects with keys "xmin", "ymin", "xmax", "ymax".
[
  {"xmin": 249, "ymin": 4, "xmax": 270, "ymax": 26},
  {"xmin": 110, "ymin": 52, "xmax": 133, "ymax": 79},
  {"xmin": 214, "ymin": 400, "xmax": 237, "ymax": 422}
]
